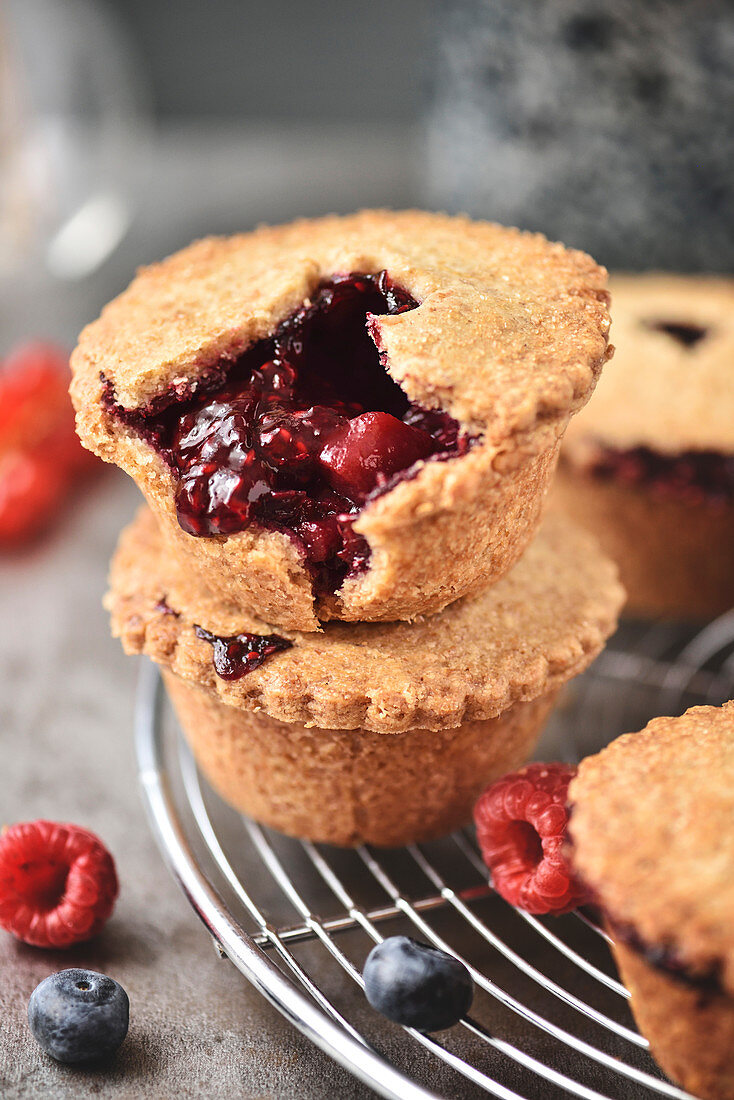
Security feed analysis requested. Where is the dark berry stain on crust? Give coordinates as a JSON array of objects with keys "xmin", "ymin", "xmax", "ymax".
[
  {"xmin": 103, "ymin": 272, "xmax": 475, "ymax": 596},
  {"xmin": 566, "ymin": 825, "xmax": 728, "ymax": 995},
  {"xmin": 610, "ymin": 919, "xmax": 725, "ymax": 995},
  {"xmin": 645, "ymin": 320, "xmax": 709, "ymax": 348},
  {"xmin": 155, "ymin": 597, "xmax": 179, "ymax": 617},
  {"xmin": 194, "ymin": 624, "xmax": 292, "ymax": 680},
  {"xmin": 588, "ymin": 445, "xmax": 734, "ymax": 505}
]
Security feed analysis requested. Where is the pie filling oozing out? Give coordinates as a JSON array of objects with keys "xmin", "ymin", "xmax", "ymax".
[
  {"xmin": 193, "ymin": 625, "xmax": 292, "ymax": 680},
  {"xmin": 587, "ymin": 446, "xmax": 734, "ymax": 504},
  {"xmin": 611, "ymin": 919, "xmax": 725, "ymax": 994},
  {"xmin": 106, "ymin": 272, "xmax": 474, "ymax": 595},
  {"xmin": 153, "ymin": 600, "xmax": 292, "ymax": 680}
]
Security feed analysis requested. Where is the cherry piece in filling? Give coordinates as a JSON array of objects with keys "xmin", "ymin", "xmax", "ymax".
[
  {"xmin": 112, "ymin": 272, "xmax": 472, "ymax": 594},
  {"xmin": 319, "ymin": 412, "xmax": 436, "ymax": 502},
  {"xmin": 194, "ymin": 625, "xmax": 292, "ymax": 680}
]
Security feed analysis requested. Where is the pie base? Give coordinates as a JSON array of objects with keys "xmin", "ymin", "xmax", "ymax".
[
  {"xmin": 107, "ymin": 507, "xmax": 623, "ymax": 734},
  {"xmin": 611, "ymin": 936, "xmax": 734, "ymax": 1100},
  {"xmin": 163, "ymin": 669, "xmax": 558, "ymax": 847},
  {"xmin": 552, "ymin": 463, "xmax": 734, "ymax": 619}
]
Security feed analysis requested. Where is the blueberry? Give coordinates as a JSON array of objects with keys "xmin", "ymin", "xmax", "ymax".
[
  {"xmin": 28, "ymin": 969, "xmax": 129, "ymax": 1063},
  {"xmin": 363, "ymin": 936, "xmax": 473, "ymax": 1031}
]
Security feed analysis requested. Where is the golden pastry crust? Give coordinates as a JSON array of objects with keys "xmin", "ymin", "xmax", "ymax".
[
  {"xmin": 611, "ymin": 936, "xmax": 734, "ymax": 1100},
  {"xmin": 552, "ymin": 464, "xmax": 734, "ymax": 619},
  {"xmin": 164, "ymin": 671, "xmax": 558, "ymax": 847},
  {"xmin": 72, "ymin": 210, "xmax": 610, "ymax": 436},
  {"xmin": 106, "ymin": 507, "xmax": 623, "ymax": 734},
  {"xmin": 564, "ymin": 274, "xmax": 734, "ymax": 457},
  {"xmin": 72, "ymin": 210, "xmax": 611, "ymax": 631},
  {"xmin": 569, "ymin": 703, "xmax": 734, "ymax": 994}
]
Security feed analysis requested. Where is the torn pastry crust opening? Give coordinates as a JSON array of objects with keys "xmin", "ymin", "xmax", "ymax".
[{"xmin": 101, "ymin": 271, "xmax": 477, "ymax": 602}]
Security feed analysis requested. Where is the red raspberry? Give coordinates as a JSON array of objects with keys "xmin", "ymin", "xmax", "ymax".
[
  {"xmin": 473, "ymin": 763, "xmax": 590, "ymax": 915},
  {"xmin": 0, "ymin": 342, "xmax": 99, "ymax": 545},
  {"xmin": 0, "ymin": 821, "xmax": 118, "ymax": 948},
  {"xmin": 0, "ymin": 451, "xmax": 69, "ymax": 542}
]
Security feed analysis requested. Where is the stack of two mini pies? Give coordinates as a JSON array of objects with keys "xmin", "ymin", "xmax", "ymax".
[{"xmin": 71, "ymin": 211, "xmax": 623, "ymax": 847}]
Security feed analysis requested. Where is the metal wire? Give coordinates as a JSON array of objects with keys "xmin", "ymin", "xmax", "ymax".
[
  {"xmin": 136, "ymin": 617, "xmax": 734, "ymax": 1100},
  {"xmin": 451, "ymin": 832, "xmax": 627, "ymax": 996}
]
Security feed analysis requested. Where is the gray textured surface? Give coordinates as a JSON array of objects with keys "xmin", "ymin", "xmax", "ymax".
[
  {"xmin": 0, "ymin": 473, "xmax": 376, "ymax": 1099},
  {"xmin": 426, "ymin": 0, "xmax": 734, "ymax": 270}
]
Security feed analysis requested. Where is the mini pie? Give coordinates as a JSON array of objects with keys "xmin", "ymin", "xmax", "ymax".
[
  {"xmin": 553, "ymin": 274, "xmax": 734, "ymax": 620},
  {"xmin": 106, "ymin": 507, "xmax": 623, "ymax": 846},
  {"xmin": 73, "ymin": 210, "xmax": 612, "ymax": 632},
  {"xmin": 569, "ymin": 703, "xmax": 734, "ymax": 1100}
]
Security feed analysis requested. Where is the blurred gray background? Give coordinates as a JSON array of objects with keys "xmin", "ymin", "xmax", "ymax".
[
  {"xmin": 2, "ymin": 0, "xmax": 733, "ymax": 352},
  {"xmin": 106, "ymin": 0, "xmax": 734, "ymax": 271},
  {"xmin": 106, "ymin": 0, "xmax": 430, "ymax": 124}
]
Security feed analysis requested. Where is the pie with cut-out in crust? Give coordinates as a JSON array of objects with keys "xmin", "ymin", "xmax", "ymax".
[{"xmin": 72, "ymin": 209, "xmax": 611, "ymax": 631}]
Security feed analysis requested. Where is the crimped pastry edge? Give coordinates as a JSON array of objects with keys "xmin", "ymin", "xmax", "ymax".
[
  {"xmin": 71, "ymin": 209, "xmax": 612, "ymax": 440},
  {"xmin": 106, "ymin": 507, "xmax": 624, "ymax": 734}
]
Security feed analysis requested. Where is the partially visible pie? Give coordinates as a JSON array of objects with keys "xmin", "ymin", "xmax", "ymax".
[
  {"xmin": 104, "ymin": 506, "xmax": 623, "ymax": 846},
  {"xmin": 569, "ymin": 703, "xmax": 734, "ymax": 1099},
  {"xmin": 554, "ymin": 274, "xmax": 734, "ymax": 619}
]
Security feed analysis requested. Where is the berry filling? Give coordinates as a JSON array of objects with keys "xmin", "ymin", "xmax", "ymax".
[
  {"xmin": 106, "ymin": 273, "xmax": 473, "ymax": 594},
  {"xmin": 194, "ymin": 624, "xmax": 291, "ymax": 680},
  {"xmin": 587, "ymin": 445, "xmax": 734, "ymax": 505},
  {"xmin": 473, "ymin": 763, "xmax": 591, "ymax": 916},
  {"xmin": 646, "ymin": 320, "xmax": 709, "ymax": 348}
]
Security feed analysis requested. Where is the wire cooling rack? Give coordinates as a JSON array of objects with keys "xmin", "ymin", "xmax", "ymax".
[{"xmin": 135, "ymin": 612, "xmax": 734, "ymax": 1100}]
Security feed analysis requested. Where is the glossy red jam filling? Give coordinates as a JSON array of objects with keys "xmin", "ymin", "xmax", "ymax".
[
  {"xmin": 194, "ymin": 624, "xmax": 291, "ymax": 680},
  {"xmin": 107, "ymin": 272, "xmax": 473, "ymax": 593},
  {"xmin": 590, "ymin": 445, "xmax": 734, "ymax": 505}
]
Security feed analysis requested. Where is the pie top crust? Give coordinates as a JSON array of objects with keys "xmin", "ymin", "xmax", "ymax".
[
  {"xmin": 106, "ymin": 506, "xmax": 623, "ymax": 734},
  {"xmin": 569, "ymin": 702, "xmax": 734, "ymax": 993},
  {"xmin": 71, "ymin": 209, "xmax": 611, "ymax": 452},
  {"xmin": 564, "ymin": 274, "xmax": 734, "ymax": 458}
]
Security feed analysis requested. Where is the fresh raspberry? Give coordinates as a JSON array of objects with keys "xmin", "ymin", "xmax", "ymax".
[
  {"xmin": 0, "ymin": 342, "xmax": 98, "ymax": 545},
  {"xmin": 0, "ymin": 821, "xmax": 118, "ymax": 948},
  {"xmin": 0, "ymin": 343, "xmax": 74, "ymax": 451},
  {"xmin": 0, "ymin": 451, "xmax": 69, "ymax": 542},
  {"xmin": 473, "ymin": 763, "xmax": 590, "ymax": 915}
]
